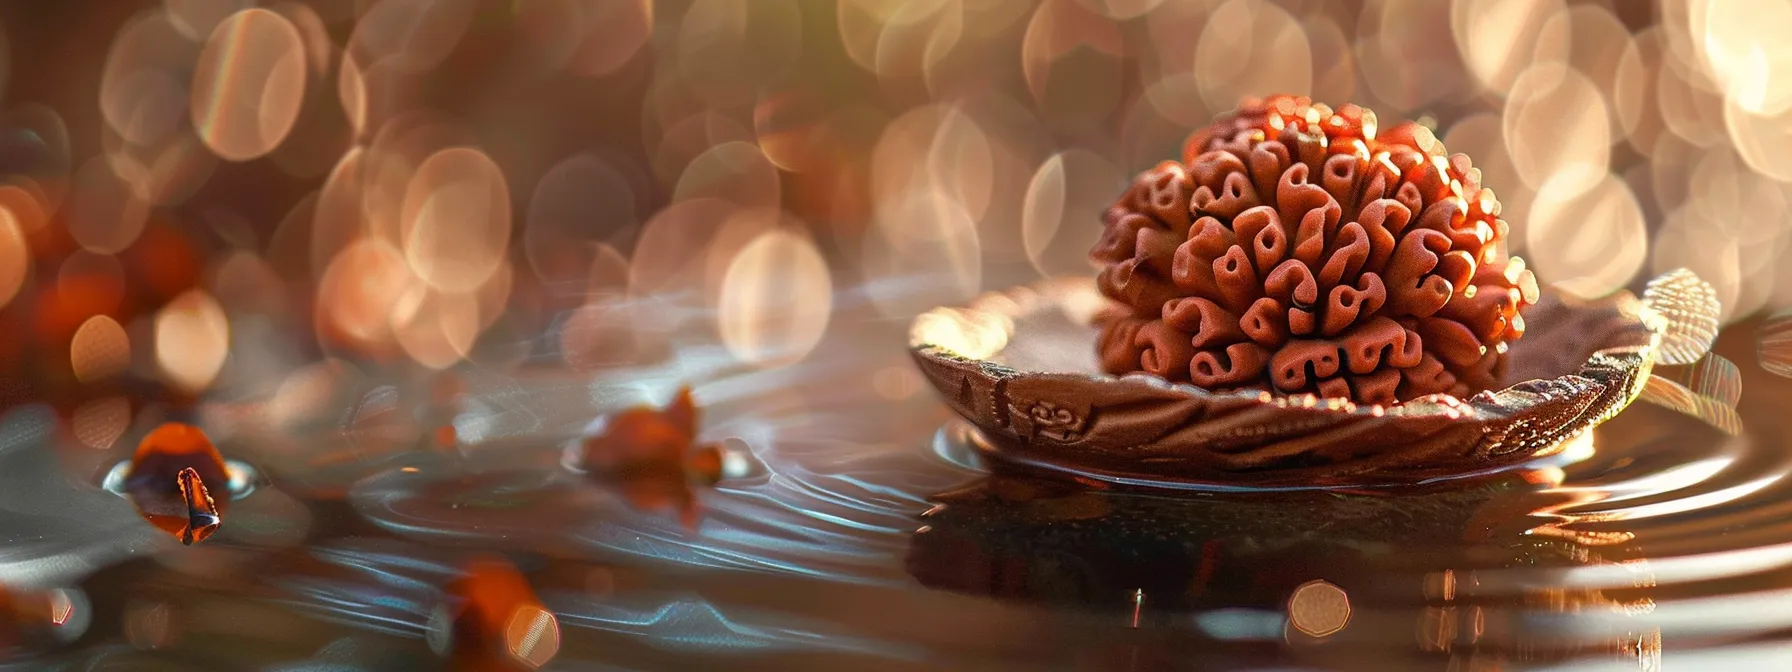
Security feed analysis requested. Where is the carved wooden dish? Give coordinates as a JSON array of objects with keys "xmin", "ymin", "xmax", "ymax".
[{"xmin": 910, "ymin": 271, "xmax": 1712, "ymax": 489}]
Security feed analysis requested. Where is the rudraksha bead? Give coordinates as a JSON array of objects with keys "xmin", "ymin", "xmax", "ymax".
[{"xmin": 1092, "ymin": 95, "xmax": 1538, "ymax": 403}]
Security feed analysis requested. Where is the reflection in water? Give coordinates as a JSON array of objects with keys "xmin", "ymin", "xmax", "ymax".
[
  {"xmin": 348, "ymin": 323, "xmax": 976, "ymax": 586},
  {"xmin": 563, "ymin": 386, "xmax": 730, "ymax": 529},
  {"xmin": 97, "ymin": 423, "xmax": 264, "ymax": 545},
  {"xmin": 0, "ymin": 584, "xmax": 86, "ymax": 654},
  {"xmin": 903, "ymin": 399, "xmax": 1787, "ymax": 668},
  {"xmin": 261, "ymin": 538, "xmax": 462, "ymax": 638},
  {"xmin": 13, "ymin": 285, "xmax": 1792, "ymax": 668},
  {"xmin": 0, "ymin": 405, "xmax": 159, "ymax": 586},
  {"xmin": 122, "ymin": 599, "xmax": 176, "ymax": 651},
  {"xmin": 229, "ymin": 305, "xmax": 1792, "ymax": 668},
  {"xmin": 547, "ymin": 593, "xmax": 922, "ymax": 661},
  {"xmin": 906, "ymin": 470, "xmax": 1587, "ymax": 612}
]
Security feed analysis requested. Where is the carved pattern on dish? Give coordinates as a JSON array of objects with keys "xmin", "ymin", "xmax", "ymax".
[{"xmin": 909, "ymin": 273, "xmax": 1703, "ymax": 488}]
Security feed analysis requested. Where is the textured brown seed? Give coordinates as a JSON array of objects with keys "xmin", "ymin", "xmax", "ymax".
[{"xmin": 1094, "ymin": 95, "xmax": 1536, "ymax": 403}]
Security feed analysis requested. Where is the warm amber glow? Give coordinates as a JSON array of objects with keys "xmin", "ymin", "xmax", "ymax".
[
  {"xmin": 868, "ymin": 105, "xmax": 992, "ymax": 225},
  {"xmin": 627, "ymin": 197, "xmax": 736, "ymax": 306},
  {"xmin": 444, "ymin": 555, "xmax": 560, "ymax": 668},
  {"xmin": 268, "ymin": 360, "xmax": 355, "ymax": 428},
  {"xmin": 563, "ymin": 0, "xmax": 654, "ymax": 77},
  {"xmin": 336, "ymin": 53, "xmax": 368, "ymax": 137},
  {"xmin": 99, "ymin": 12, "xmax": 197, "ymax": 148},
  {"xmin": 1726, "ymin": 101, "xmax": 1792, "ymax": 183},
  {"xmin": 1020, "ymin": 0, "xmax": 1124, "ymax": 116},
  {"xmin": 164, "ymin": 0, "xmax": 249, "ymax": 40},
  {"xmin": 864, "ymin": 189, "xmax": 983, "ymax": 317},
  {"xmin": 909, "ymin": 307, "xmax": 1012, "ymax": 360}
]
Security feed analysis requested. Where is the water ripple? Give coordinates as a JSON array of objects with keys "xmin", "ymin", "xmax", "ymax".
[{"xmin": 547, "ymin": 593, "xmax": 925, "ymax": 660}]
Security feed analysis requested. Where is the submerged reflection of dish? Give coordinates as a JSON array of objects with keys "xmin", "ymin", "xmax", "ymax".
[
  {"xmin": 906, "ymin": 466, "xmax": 1589, "ymax": 612},
  {"xmin": 905, "ymin": 413, "xmax": 1607, "ymax": 664},
  {"xmin": 907, "ymin": 383, "xmax": 1792, "ymax": 665},
  {"xmin": 910, "ymin": 270, "xmax": 1718, "ymax": 488}
]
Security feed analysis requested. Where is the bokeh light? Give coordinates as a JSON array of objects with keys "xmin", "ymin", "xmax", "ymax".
[
  {"xmin": 70, "ymin": 315, "xmax": 130, "ymax": 384},
  {"xmin": 1450, "ymin": 0, "xmax": 1567, "ymax": 97},
  {"xmin": 1697, "ymin": 0, "xmax": 1792, "ymax": 116},
  {"xmin": 1287, "ymin": 580, "xmax": 1352, "ymax": 638},
  {"xmin": 65, "ymin": 158, "xmax": 149, "ymax": 255},
  {"xmin": 154, "ymin": 289, "xmax": 229, "ymax": 393},
  {"xmin": 0, "ymin": 203, "xmax": 27, "ymax": 310},
  {"xmin": 525, "ymin": 153, "xmax": 639, "ymax": 288},
  {"xmin": 100, "ymin": 11, "xmax": 199, "ymax": 148},
  {"xmin": 1022, "ymin": 150, "xmax": 1123, "ymax": 277},
  {"xmin": 718, "ymin": 229, "xmax": 833, "ymax": 366},
  {"xmin": 1503, "ymin": 63, "xmax": 1611, "ymax": 199},
  {"xmin": 189, "ymin": 8, "xmax": 308, "ymax": 162},
  {"xmin": 1527, "ymin": 173, "xmax": 1648, "ymax": 299},
  {"xmin": 400, "ymin": 147, "xmax": 512, "ymax": 294},
  {"xmin": 316, "ymin": 237, "xmax": 411, "ymax": 354},
  {"xmin": 1194, "ymin": 0, "xmax": 1312, "ymax": 109}
]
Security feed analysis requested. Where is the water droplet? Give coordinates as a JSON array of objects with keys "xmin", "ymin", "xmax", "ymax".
[
  {"xmin": 570, "ymin": 387, "xmax": 733, "ymax": 528},
  {"xmin": 99, "ymin": 423, "xmax": 260, "ymax": 544},
  {"xmin": 171, "ymin": 467, "xmax": 220, "ymax": 545}
]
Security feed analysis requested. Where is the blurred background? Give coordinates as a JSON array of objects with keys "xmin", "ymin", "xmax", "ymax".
[
  {"xmin": 0, "ymin": 0, "xmax": 1786, "ymax": 419},
  {"xmin": 0, "ymin": 1, "xmax": 1787, "ymax": 669}
]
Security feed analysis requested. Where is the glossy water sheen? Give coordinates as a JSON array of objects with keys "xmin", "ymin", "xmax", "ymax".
[{"xmin": 2, "ymin": 279, "xmax": 1789, "ymax": 671}]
